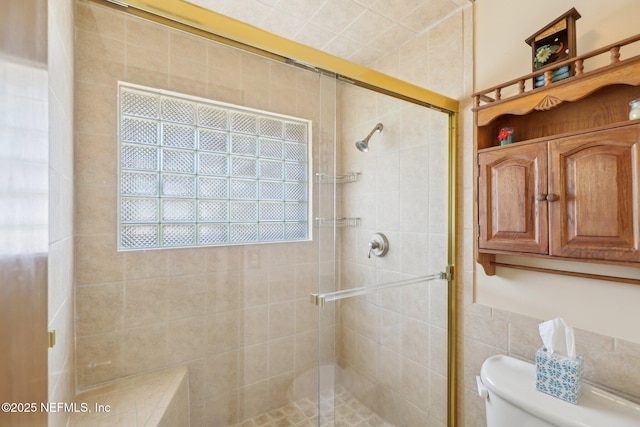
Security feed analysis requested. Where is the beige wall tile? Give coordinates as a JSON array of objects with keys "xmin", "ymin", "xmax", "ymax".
[
  {"xmin": 186, "ymin": 359, "xmax": 206, "ymax": 402},
  {"xmin": 49, "ymin": 1, "xmax": 75, "ymax": 421},
  {"xmin": 205, "ymin": 351, "xmax": 239, "ymax": 397},
  {"xmin": 74, "ymin": 81, "xmax": 116, "ymax": 136},
  {"xmin": 124, "ymin": 277, "xmax": 168, "ymax": 328},
  {"xmin": 76, "ymin": 332, "xmax": 121, "ymax": 388},
  {"xmin": 268, "ymin": 372, "xmax": 295, "ymax": 409},
  {"xmin": 239, "ymin": 380, "xmax": 269, "ymax": 421},
  {"xmin": 401, "ymin": 317, "xmax": 430, "ymax": 366},
  {"xmin": 269, "ymin": 301, "xmax": 295, "ymax": 339},
  {"xmin": 168, "ymin": 60, "xmax": 207, "ymax": 97},
  {"xmin": 295, "ymin": 298, "xmax": 317, "ymax": 333},
  {"xmin": 269, "ymin": 336, "xmax": 294, "ymax": 377},
  {"xmin": 609, "ymin": 340, "xmax": 640, "ymax": 399},
  {"xmin": 206, "ymin": 311, "xmax": 239, "ymax": 355},
  {"xmin": 430, "ymin": 326, "xmax": 448, "ymax": 376},
  {"xmin": 240, "ymin": 343, "xmax": 269, "ymax": 386},
  {"xmin": 241, "ymin": 305, "xmax": 269, "ymax": 346},
  {"xmin": 294, "ymin": 262, "xmax": 318, "ymax": 299},
  {"xmin": 462, "ymin": 337, "xmax": 505, "ymax": 391},
  {"xmin": 124, "ymin": 249, "xmax": 169, "ymax": 280},
  {"xmin": 206, "ymin": 62, "xmax": 243, "ymax": 105},
  {"xmin": 206, "ymin": 391, "xmax": 239, "ymax": 426},
  {"xmin": 207, "ymin": 42, "xmax": 241, "ymax": 70},
  {"xmin": 268, "ymin": 264, "xmax": 296, "ymax": 303},
  {"xmin": 400, "ymin": 357, "xmax": 429, "ymax": 409},
  {"xmin": 76, "ymin": 282, "xmax": 123, "ymax": 336},
  {"xmin": 355, "ymin": 334, "xmax": 379, "ymax": 379},
  {"xmin": 212, "ymin": 271, "xmax": 242, "ymax": 312},
  {"xmin": 167, "ymin": 317, "xmax": 205, "ymax": 364},
  {"xmin": 76, "ymin": 234, "xmax": 124, "ymax": 285},
  {"xmin": 166, "ymin": 274, "xmax": 208, "ymax": 320},
  {"xmin": 119, "ymin": 324, "xmax": 168, "ymax": 376},
  {"xmin": 206, "ymin": 246, "xmax": 229, "ymax": 272},
  {"xmin": 124, "ymin": 42, "xmax": 169, "ymax": 88},
  {"xmin": 75, "ymin": 29, "xmax": 125, "ymax": 85},
  {"xmin": 496, "ymin": 309, "xmax": 541, "ymax": 360},
  {"xmin": 582, "ymin": 337, "xmax": 640, "ymax": 400},
  {"xmin": 166, "ymin": 248, "xmax": 208, "ymax": 276},
  {"xmin": 76, "ymin": 1, "xmax": 125, "ymax": 41},
  {"xmin": 430, "ymin": 371, "xmax": 448, "ymax": 423},
  {"xmin": 377, "ymin": 346, "xmax": 401, "ymax": 391},
  {"xmin": 189, "ymin": 399, "xmax": 205, "ymax": 427},
  {"xmin": 169, "ymin": 31, "xmax": 207, "ymax": 64},
  {"xmin": 429, "ymin": 280, "xmax": 448, "ymax": 329},
  {"xmin": 74, "ymin": 132, "xmax": 117, "ymax": 186},
  {"xmin": 295, "ymin": 330, "xmax": 318, "ymax": 374},
  {"xmin": 125, "ymin": 15, "xmax": 168, "ymax": 47},
  {"xmin": 75, "ymin": 184, "xmax": 116, "ymax": 236},
  {"xmin": 464, "ymin": 311, "xmax": 508, "ymax": 352},
  {"xmin": 461, "ymin": 385, "xmax": 487, "ymax": 427},
  {"xmin": 243, "ymin": 269, "xmax": 269, "ymax": 308}
]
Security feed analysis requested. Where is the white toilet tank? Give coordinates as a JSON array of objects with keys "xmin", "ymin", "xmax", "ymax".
[{"xmin": 478, "ymin": 355, "xmax": 640, "ymax": 427}]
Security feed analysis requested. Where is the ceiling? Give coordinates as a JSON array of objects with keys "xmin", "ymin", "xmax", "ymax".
[{"xmin": 186, "ymin": 0, "xmax": 470, "ymax": 68}]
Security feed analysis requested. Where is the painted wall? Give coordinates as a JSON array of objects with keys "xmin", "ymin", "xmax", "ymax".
[
  {"xmin": 474, "ymin": 0, "xmax": 640, "ymax": 343},
  {"xmin": 475, "ymin": 0, "xmax": 640, "ymax": 89}
]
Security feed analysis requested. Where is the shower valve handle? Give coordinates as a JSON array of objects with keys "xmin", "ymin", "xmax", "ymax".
[
  {"xmin": 367, "ymin": 233, "xmax": 389, "ymax": 259},
  {"xmin": 367, "ymin": 241, "xmax": 380, "ymax": 258}
]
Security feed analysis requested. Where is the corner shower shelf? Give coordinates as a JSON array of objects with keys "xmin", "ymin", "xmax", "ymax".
[
  {"xmin": 315, "ymin": 217, "xmax": 361, "ymax": 228},
  {"xmin": 315, "ymin": 172, "xmax": 361, "ymax": 184}
]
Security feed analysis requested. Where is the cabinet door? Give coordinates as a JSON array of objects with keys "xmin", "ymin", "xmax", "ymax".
[
  {"xmin": 548, "ymin": 125, "xmax": 640, "ymax": 261},
  {"xmin": 478, "ymin": 142, "xmax": 549, "ymax": 253}
]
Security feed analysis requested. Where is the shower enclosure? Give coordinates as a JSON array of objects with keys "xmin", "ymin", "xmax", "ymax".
[
  {"xmin": 312, "ymin": 75, "xmax": 454, "ymax": 426},
  {"xmin": 73, "ymin": 1, "xmax": 456, "ymax": 426}
]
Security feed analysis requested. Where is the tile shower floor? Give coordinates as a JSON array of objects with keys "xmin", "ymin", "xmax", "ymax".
[{"xmin": 232, "ymin": 385, "xmax": 394, "ymax": 427}]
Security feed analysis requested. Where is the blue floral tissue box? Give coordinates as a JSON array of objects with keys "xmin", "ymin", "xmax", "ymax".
[{"xmin": 535, "ymin": 347, "xmax": 584, "ymax": 404}]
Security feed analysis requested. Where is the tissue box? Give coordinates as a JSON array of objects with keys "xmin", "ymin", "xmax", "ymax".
[{"xmin": 535, "ymin": 347, "xmax": 584, "ymax": 404}]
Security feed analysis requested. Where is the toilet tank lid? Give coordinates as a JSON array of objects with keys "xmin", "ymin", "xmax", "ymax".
[{"xmin": 480, "ymin": 355, "xmax": 640, "ymax": 427}]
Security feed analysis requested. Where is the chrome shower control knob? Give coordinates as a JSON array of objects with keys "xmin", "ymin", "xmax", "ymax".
[{"xmin": 367, "ymin": 233, "xmax": 389, "ymax": 258}]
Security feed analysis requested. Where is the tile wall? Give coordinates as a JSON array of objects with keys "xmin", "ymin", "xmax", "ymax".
[
  {"xmin": 48, "ymin": 0, "xmax": 76, "ymax": 426},
  {"xmin": 74, "ymin": 2, "xmax": 329, "ymax": 425}
]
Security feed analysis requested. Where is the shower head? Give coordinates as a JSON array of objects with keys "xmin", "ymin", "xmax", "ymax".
[{"xmin": 355, "ymin": 123, "xmax": 383, "ymax": 152}]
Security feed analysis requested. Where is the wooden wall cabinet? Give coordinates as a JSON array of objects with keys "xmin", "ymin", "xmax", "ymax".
[
  {"xmin": 479, "ymin": 126, "xmax": 640, "ymax": 263},
  {"xmin": 473, "ymin": 35, "xmax": 640, "ymax": 276},
  {"xmin": 478, "ymin": 140, "xmax": 548, "ymax": 255}
]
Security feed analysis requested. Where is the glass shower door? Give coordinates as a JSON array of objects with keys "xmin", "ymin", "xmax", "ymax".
[{"xmin": 314, "ymin": 80, "xmax": 453, "ymax": 426}]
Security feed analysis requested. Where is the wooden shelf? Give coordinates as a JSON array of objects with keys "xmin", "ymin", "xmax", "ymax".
[
  {"xmin": 474, "ymin": 56, "xmax": 640, "ymax": 128},
  {"xmin": 473, "ymin": 34, "xmax": 640, "ymax": 280}
]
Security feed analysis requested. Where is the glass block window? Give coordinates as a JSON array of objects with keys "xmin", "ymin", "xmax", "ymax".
[{"xmin": 118, "ymin": 82, "xmax": 312, "ymax": 250}]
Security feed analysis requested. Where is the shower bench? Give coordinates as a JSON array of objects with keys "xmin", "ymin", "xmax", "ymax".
[{"xmin": 69, "ymin": 365, "xmax": 189, "ymax": 426}]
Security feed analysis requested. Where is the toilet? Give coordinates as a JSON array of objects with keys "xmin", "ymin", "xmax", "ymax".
[{"xmin": 477, "ymin": 355, "xmax": 640, "ymax": 427}]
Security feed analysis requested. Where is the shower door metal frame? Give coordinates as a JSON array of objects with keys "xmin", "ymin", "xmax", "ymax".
[{"xmin": 92, "ymin": 1, "xmax": 459, "ymax": 425}]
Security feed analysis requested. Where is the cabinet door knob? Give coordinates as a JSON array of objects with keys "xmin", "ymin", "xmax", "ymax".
[
  {"xmin": 546, "ymin": 194, "xmax": 559, "ymax": 202},
  {"xmin": 535, "ymin": 194, "xmax": 547, "ymax": 201}
]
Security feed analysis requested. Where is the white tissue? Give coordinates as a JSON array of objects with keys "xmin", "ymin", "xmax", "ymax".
[{"xmin": 539, "ymin": 317, "xmax": 576, "ymax": 360}]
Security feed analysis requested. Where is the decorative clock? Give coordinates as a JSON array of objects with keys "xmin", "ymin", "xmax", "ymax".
[{"xmin": 525, "ymin": 8, "xmax": 581, "ymax": 87}]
